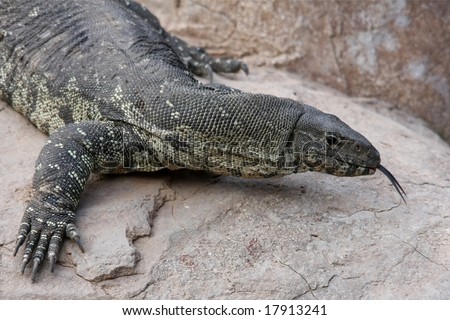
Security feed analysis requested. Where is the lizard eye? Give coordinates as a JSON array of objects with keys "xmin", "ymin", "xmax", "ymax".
[{"xmin": 326, "ymin": 134, "xmax": 339, "ymax": 147}]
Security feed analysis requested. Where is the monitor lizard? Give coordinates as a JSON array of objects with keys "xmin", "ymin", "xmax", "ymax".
[{"xmin": 0, "ymin": 0, "xmax": 405, "ymax": 282}]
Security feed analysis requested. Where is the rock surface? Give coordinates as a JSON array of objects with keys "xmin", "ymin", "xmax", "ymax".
[
  {"xmin": 1, "ymin": 67, "xmax": 449, "ymax": 299},
  {"xmin": 140, "ymin": 0, "xmax": 450, "ymax": 142}
]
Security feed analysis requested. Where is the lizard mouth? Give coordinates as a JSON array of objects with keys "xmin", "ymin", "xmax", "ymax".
[{"xmin": 377, "ymin": 164, "xmax": 406, "ymax": 203}]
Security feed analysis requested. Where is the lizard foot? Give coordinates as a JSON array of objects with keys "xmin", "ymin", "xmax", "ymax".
[
  {"xmin": 184, "ymin": 46, "xmax": 248, "ymax": 81},
  {"xmin": 13, "ymin": 202, "xmax": 83, "ymax": 282}
]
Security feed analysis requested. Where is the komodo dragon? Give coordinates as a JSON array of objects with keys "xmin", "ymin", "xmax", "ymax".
[{"xmin": 0, "ymin": 0, "xmax": 405, "ymax": 282}]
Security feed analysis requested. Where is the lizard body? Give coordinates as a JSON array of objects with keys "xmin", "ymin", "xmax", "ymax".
[{"xmin": 0, "ymin": 0, "xmax": 404, "ymax": 281}]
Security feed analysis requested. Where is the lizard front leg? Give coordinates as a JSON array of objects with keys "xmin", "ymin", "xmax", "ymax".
[{"xmin": 13, "ymin": 121, "xmax": 125, "ymax": 282}]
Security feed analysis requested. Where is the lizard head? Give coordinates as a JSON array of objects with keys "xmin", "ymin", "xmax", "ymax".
[
  {"xmin": 293, "ymin": 105, "xmax": 380, "ymax": 176},
  {"xmin": 292, "ymin": 105, "xmax": 406, "ymax": 202}
]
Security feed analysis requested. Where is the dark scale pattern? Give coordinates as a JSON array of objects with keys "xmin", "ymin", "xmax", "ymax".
[{"xmin": 0, "ymin": 0, "xmax": 400, "ymax": 282}]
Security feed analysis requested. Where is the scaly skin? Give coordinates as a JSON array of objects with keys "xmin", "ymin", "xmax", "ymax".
[{"xmin": 0, "ymin": 0, "xmax": 403, "ymax": 282}]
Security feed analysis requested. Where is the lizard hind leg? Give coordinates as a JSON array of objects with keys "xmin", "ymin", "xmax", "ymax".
[
  {"xmin": 118, "ymin": 0, "xmax": 248, "ymax": 80},
  {"xmin": 166, "ymin": 36, "xmax": 249, "ymax": 81}
]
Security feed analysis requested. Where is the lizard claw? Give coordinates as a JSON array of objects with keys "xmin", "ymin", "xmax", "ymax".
[
  {"xmin": 206, "ymin": 64, "xmax": 214, "ymax": 83},
  {"xmin": 13, "ymin": 235, "xmax": 26, "ymax": 257},
  {"xmin": 49, "ymin": 253, "xmax": 56, "ymax": 273},
  {"xmin": 67, "ymin": 223, "xmax": 85, "ymax": 253},
  {"xmin": 31, "ymin": 257, "xmax": 42, "ymax": 283},
  {"xmin": 20, "ymin": 254, "xmax": 30, "ymax": 275},
  {"xmin": 73, "ymin": 236, "xmax": 85, "ymax": 253},
  {"xmin": 241, "ymin": 62, "xmax": 249, "ymax": 75}
]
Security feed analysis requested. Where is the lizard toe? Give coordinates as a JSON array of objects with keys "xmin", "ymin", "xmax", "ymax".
[
  {"xmin": 13, "ymin": 215, "xmax": 32, "ymax": 256},
  {"xmin": 13, "ymin": 235, "xmax": 26, "ymax": 257},
  {"xmin": 47, "ymin": 228, "xmax": 65, "ymax": 273},
  {"xmin": 31, "ymin": 257, "xmax": 42, "ymax": 283},
  {"xmin": 66, "ymin": 223, "xmax": 84, "ymax": 253},
  {"xmin": 20, "ymin": 226, "xmax": 41, "ymax": 274},
  {"xmin": 29, "ymin": 231, "xmax": 53, "ymax": 281},
  {"xmin": 211, "ymin": 58, "xmax": 249, "ymax": 75}
]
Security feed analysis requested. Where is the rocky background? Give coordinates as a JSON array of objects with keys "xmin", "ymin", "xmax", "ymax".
[{"xmin": 1, "ymin": 0, "xmax": 449, "ymax": 299}]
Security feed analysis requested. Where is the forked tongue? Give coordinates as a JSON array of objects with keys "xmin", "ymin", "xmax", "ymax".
[{"xmin": 377, "ymin": 164, "xmax": 406, "ymax": 204}]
